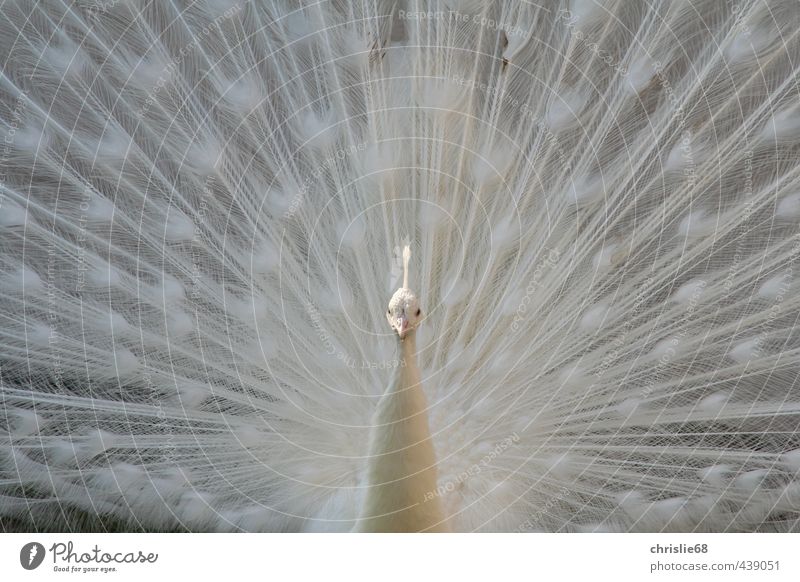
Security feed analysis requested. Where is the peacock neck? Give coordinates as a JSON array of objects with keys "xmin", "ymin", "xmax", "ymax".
[{"xmin": 354, "ymin": 332, "xmax": 448, "ymax": 532}]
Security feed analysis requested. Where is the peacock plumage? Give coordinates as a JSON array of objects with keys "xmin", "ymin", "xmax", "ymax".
[{"xmin": 1, "ymin": 0, "xmax": 800, "ymax": 533}]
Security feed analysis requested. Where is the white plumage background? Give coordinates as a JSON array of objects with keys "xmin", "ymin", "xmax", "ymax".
[{"xmin": 1, "ymin": 0, "xmax": 800, "ymax": 532}]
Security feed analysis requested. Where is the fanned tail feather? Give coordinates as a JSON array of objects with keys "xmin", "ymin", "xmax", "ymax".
[{"xmin": 1, "ymin": 0, "xmax": 799, "ymax": 532}]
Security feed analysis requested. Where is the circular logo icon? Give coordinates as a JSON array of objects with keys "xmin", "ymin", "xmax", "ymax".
[{"xmin": 20, "ymin": 542, "xmax": 46, "ymax": 570}]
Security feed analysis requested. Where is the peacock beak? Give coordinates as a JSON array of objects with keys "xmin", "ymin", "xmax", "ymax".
[{"xmin": 396, "ymin": 314, "xmax": 409, "ymax": 338}]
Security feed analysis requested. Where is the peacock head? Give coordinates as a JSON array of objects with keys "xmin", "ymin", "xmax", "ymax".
[
  {"xmin": 386, "ymin": 244, "xmax": 422, "ymax": 340},
  {"xmin": 387, "ymin": 287, "xmax": 422, "ymax": 340}
]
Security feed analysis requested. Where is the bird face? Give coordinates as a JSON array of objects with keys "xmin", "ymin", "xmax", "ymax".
[{"xmin": 387, "ymin": 288, "xmax": 422, "ymax": 339}]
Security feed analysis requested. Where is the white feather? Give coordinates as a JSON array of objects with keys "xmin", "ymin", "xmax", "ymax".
[{"xmin": 1, "ymin": 0, "xmax": 799, "ymax": 534}]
